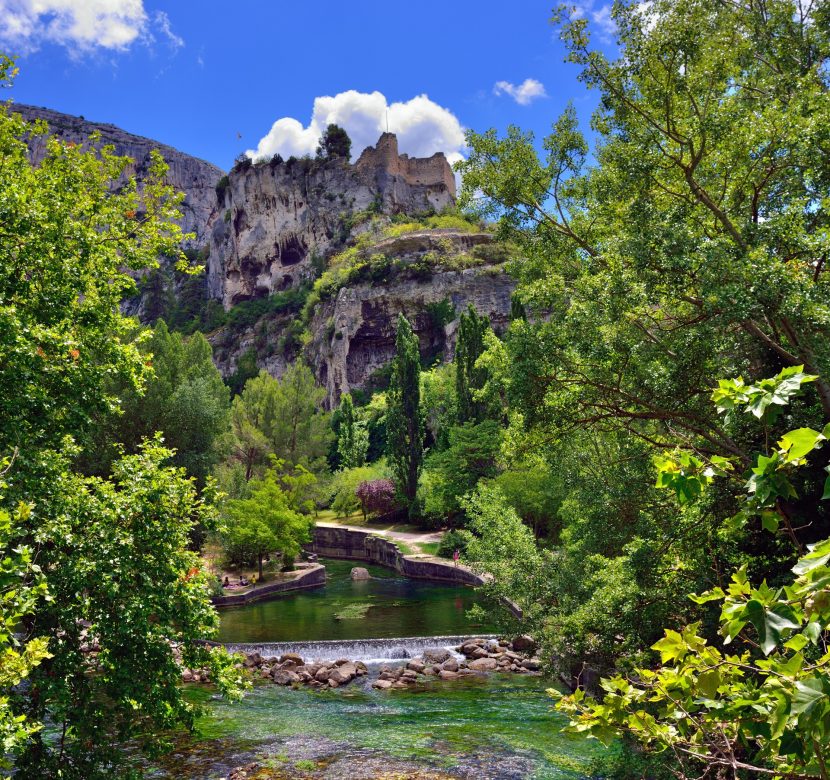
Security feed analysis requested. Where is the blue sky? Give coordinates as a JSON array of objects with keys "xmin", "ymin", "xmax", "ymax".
[{"xmin": 1, "ymin": 1, "xmax": 616, "ymax": 171}]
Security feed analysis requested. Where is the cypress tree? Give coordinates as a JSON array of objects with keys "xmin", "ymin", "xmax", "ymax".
[
  {"xmin": 336, "ymin": 392, "xmax": 368, "ymax": 468},
  {"xmin": 386, "ymin": 314, "xmax": 424, "ymax": 508},
  {"xmin": 455, "ymin": 304, "xmax": 491, "ymax": 423}
]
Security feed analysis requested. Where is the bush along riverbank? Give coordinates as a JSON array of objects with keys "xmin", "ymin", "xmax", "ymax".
[{"xmin": 179, "ymin": 636, "xmax": 541, "ymax": 689}]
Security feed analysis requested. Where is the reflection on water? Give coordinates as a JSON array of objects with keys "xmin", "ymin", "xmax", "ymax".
[{"xmin": 216, "ymin": 558, "xmax": 496, "ymax": 643}]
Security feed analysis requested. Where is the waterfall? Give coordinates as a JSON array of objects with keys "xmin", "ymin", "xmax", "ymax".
[{"xmin": 223, "ymin": 634, "xmax": 496, "ymax": 664}]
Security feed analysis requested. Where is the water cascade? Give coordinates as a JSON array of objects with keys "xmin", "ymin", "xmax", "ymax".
[{"xmin": 223, "ymin": 634, "xmax": 497, "ymax": 664}]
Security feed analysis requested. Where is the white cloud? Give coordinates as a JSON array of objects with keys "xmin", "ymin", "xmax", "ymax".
[
  {"xmin": 492, "ymin": 78, "xmax": 547, "ymax": 106},
  {"xmin": 246, "ymin": 90, "xmax": 466, "ymax": 165},
  {"xmin": 0, "ymin": 0, "xmax": 184, "ymax": 54},
  {"xmin": 152, "ymin": 10, "xmax": 182, "ymax": 50},
  {"xmin": 571, "ymin": 1, "xmax": 617, "ymax": 41}
]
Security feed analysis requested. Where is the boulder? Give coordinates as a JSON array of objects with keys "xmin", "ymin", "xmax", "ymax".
[
  {"xmin": 350, "ymin": 567, "xmax": 371, "ymax": 580},
  {"xmin": 521, "ymin": 658, "xmax": 541, "ymax": 671},
  {"xmin": 280, "ymin": 652, "xmax": 304, "ymax": 665},
  {"xmin": 372, "ymin": 679, "xmax": 393, "ymax": 689},
  {"xmin": 470, "ymin": 646, "xmax": 490, "ymax": 660},
  {"xmin": 511, "ymin": 635, "xmax": 538, "ymax": 654},
  {"xmin": 315, "ymin": 667, "xmax": 331, "ymax": 682},
  {"xmin": 468, "ymin": 657, "xmax": 498, "ymax": 672},
  {"xmin": 272, "ymin": 669, "xmax": 300, "ymax": 686},
  {"xmin": 441, "ymin": 658, "xmax": 459, "ymax": 673},
  {"xmin": 328, "ymin": 678, "xmax": 340, "ymax": 688},
  {"xmin": 406, "ymin": 660, "xmax": 426, "ymax": 673},
  {"xmin": 422, "ymin": 648, "xmax": 452, "ymax": 664},
  {"xmin": 329, "ymin": 663, "xmax": 357, "ymax": 684},
  {"xmin": 439, "ymin": 670, "xmax": 459, "ymax": 681}
]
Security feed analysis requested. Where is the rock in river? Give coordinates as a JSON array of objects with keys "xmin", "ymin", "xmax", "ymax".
[{"xmin": 350, "ymin": 567, "xmax": 371, "ymax": 580}]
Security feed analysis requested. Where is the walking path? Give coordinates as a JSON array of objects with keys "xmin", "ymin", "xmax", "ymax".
[{"xmin": 315, "ymin": 521, "xmax": 443, "ymax": 555}]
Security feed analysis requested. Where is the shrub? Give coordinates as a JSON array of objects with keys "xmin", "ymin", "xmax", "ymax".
[
  {"xmin": 437, "ymin": 528, "xmax": 474, "ymax": 558},
  {"xmin": 215, "ymin": 175, "xmax": 230, "ymax": 202},
  {"xmin": 355, "ymin": 478, "xmax": 397, "ymax": 520}
]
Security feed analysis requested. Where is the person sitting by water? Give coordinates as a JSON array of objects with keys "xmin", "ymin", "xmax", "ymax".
[
  {"xmin": 238, "ymin": 575, "xmax": 248, "ymax": 586},
  {"xmin": 223, "ymin": 576, "xmax": 230, "ymax": 588}
]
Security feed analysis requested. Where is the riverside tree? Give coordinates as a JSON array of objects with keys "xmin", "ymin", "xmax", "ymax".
[
  {"xmin": 336, "ymin": 392, "xmax": 369, "ymax": 469},
  {"xmin": 454, "ymin": 0, "xmax": 830, "ymax": 686},
  {"xmin": 0, "ymin": 57, "xmax": 242, "ymax": 776},
  {"xmin": 223, "ymin": 468, "xmax": 313, "ymax": 574},
  {"xmin": 455, "ymin": 305, "xmax": 491, "ymax": 424},
  {"xmin": 386, "ymin": 315, "xmax": 424, "ymax": 510}
]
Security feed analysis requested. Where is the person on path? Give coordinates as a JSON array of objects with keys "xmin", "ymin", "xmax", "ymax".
[{"xmin": 453, "ymin": 549, "xmax": 460, "ymax": 567}]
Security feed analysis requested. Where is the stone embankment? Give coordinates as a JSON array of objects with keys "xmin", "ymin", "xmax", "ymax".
[
  {"xmin": 199, "ymin": 636, "xmax": 541, "ymax": 690},
  {"xmin": 211, "ymin": 563, "xmax": 325, "ymax": 607}
]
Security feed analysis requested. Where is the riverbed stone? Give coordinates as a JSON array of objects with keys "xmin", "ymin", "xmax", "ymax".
[
  {"xmin": 521, "ymin": 658, "xmax": 541, "ymax": 671},
  {"xmin": 329, "ymin": 663, "xmax": 357, "ymax": 684},
  {"xmin": 469, "ymin": 646, "xmax": 489, "ymax": 660},
  {"xmin": 439, "ymin": 670, "xmax": 459, "ymax": 680},
  {"xmin": 441, "ymin": 658, "xmax": 459, "ymax": 672},
  {"xmin": 272, "ymin": 669, "xmax": 300, "ymax": 685},
  {"xmin": 511, "ymin": 635, "xmax": 538, "ymax": 653},
  {"xmin": 422, "ymin": 647, "xmax": 452, "ymax": 664},
  {"xmin": 468, "ymin": 657, "xmax": 498, "ymax": 671},
  {"xmin": 350, "ymin": 567, "xmax": 371, "ymax": 580},
  {"xmin": 406, "ymin": 660, "xmax": 425, "ymax": 673},
  {"xmin": 280, "ymin": 652, "xmax": 304, "ymax": 665},
  {"xmin": 328, "ymin": 678, "xmax": 340, "ymax": 688},
  {"xmin": 372, "ymin": 679, "xmax": 393, "ymax": 689}
]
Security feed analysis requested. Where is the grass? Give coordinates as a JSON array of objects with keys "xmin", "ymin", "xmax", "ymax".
[{"xmin": 418, "ymin": 542, "xmax": 441, "ymax": 556}]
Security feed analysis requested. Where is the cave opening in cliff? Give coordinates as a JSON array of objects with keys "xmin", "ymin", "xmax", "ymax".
[{"xmin": 280, "ymin": 236, "xmax": 306, "ymax": 266}]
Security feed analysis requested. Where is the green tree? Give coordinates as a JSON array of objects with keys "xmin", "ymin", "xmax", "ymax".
[
  {"xmin": 336, "ymin": 393, "xmax": 369, "ymax": 469},
  {"xmin": 223, "ymin": 468, "xmax": 313, "ymax": 574},
  {"xmin": 386, "ymin": 315, "xmax": 424, "ymax": 509},
  {"xmin": 103, "ymin": 322, "xmax": 230, "ymax": 486},
  {"xmin": 557, "ymin": 368, "xmax": 830, "ymax": 780},
  {"xmin": 316, "ymin": 123, "xmax": 351, "ymax": 160},
  {"xmin": 422, "ymin": 420, "xmax": 502, "ymax": 523},
  {"xmin": 455, "ymin": 305, "xmax": 491, "ymax": 424},
  {"xmin": 0, "ymin": 57, "xmax": 242, "ymax": 775}
]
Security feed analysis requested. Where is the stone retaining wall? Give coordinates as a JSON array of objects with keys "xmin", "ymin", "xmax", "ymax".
[{"xmin": 212, "ymin": 563, "xmax": 326, "ymax": 607}]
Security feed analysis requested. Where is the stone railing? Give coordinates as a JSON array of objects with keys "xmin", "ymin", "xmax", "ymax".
[{"xmin": 212, "ymin": 563, "xmax": 325, "ymax": 607}]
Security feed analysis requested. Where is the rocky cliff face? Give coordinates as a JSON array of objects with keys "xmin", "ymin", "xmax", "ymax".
[
  {"xmin": 11, "ymin": 103, "xmax": 223, "ymax": 246},
  {"xmin": 208, "ymin": 133, "xmax": 456, "ymax": 308}
]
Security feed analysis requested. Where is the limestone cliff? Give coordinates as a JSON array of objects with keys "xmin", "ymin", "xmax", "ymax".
[
  {"xmin": 11, "ymin": 103, "xmax": 223, "ymax": 246},
  {"xmin": 208, "ymin": 134, "xmax": 455, "ymax": 308}
]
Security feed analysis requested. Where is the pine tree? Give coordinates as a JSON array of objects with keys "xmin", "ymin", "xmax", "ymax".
[
  {"xmin": 455, "ymin": 304, "xmax": 491, "ymax": 424},
  {"xmin": 386, "ymin": 315, "xmax": 424, "ymax": 508}
]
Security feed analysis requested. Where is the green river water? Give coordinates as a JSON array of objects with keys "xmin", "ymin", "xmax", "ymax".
[
  {"xmin": 151, "ymin": 558, "xmax": 605, "ymax": 779},
  {"xmin": 216, "ymin": 558, "xmax": 496, "ymax": 643}
]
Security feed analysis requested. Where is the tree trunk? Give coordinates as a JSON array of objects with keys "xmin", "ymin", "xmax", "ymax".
[{"xmin": 258, "ymin": 553, "xmax": 264, "ymax": 580}]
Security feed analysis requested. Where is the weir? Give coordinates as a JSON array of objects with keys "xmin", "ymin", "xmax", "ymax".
[{"xmin": 222, "ymin": 634, "xmax": 497, "ymax": 664}]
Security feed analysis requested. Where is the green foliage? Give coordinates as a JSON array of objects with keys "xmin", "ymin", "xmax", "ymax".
[
  {"xmin": 463, "ymin": 484, "xmax": 552, "ymax": 632},
  {"xmin": 90, "ymin": 321, "xmax": 230, "ymax": 488},
  {"xmin": 491, "ymin": 462, "xmax": 563, "ymax": 539},
  {"xmin": 336, "ymin": 393, "xmax": 369, "ymax": 469},
  {"xmin": 420, "ymin": 362, "xmax": 457, "ymax": 451},
  {"xmin": 316, "ymin": 123, "xmax": 351, "ymax": 160},
  {"xmin": 325, "ymin": 463, "xmax": 388, "ymax": 517},
  {"xmin": 386, "ymin": 315, "xmax": 424, "ymax": 510},
  {"xmin": 455, "ymin": 305, "xmax": 492, "ymax": 424},
  {"xmin": 422, "ymin": 420, "xmax": 502, "ymax": 523},
  {"xmin": 436, "ymin": 528, "xmax": 474, "ymax": 558},
  {"xmin": 0, "ymin": 472, "xmax": 50, "ymax": 767},
  {"xmin": 16, "ymin": 440, "xmax": 245, "ymax": 776},
  {"xmin": 556, "ymin": 370, "xmax": 830, "ymax": 778},
  {"xmin": 0, "ymin": 57, "xmax": 244, "ymax": 774},
  {"xmin": 228, "ymin": 365, "xmax": 332, "ymax": 481},
  {"xmin": 222, "ymin": 468, "xmax": 313, "ymax": 576}
]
